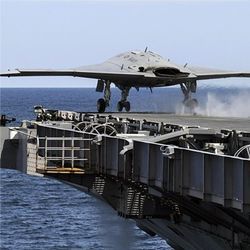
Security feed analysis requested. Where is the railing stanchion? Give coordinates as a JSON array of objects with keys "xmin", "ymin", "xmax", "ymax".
[
  {"xmin": 62, "ymin": 136, "xmax": 65, "ymax": 168},
  {"xmin": 45, "ymin": 136, "xmax": 47, "ymax": 168},
  {"xmin": 71, "ymin": 137, "xmax": 74, "ymax": 169}
]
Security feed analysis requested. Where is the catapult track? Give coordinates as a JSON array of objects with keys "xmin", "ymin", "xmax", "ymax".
[{"xmin": 1, "ymin": 108, "xmax": 250, "ymax": 250}]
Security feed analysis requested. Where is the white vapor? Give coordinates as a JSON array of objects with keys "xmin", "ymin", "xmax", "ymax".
[{"xmin": 195, "ymin": 91, "xmax": 250, "ymax": 118}]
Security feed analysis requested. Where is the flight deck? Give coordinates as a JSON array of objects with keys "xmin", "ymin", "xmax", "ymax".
[{"xmin": 107, "ymin": 112, "xmax": 250, "ymax": 132}]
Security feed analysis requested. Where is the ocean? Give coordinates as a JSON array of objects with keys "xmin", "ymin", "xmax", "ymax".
[{"xmin": 0, "ymin": 87, "xmax": 250, "ymax": 249}]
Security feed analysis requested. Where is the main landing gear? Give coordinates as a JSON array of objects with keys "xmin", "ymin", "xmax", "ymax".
[
  {"xmin": 117, "ymin": 87, "xmax": 131, "ymax": 112},
  {"xmin": 180, "ymin": 81, "xmax": 198, "ymax": 112},
  {"xmin": 96, "ymin": 80, "xmax": 131, "ymax": 113}
]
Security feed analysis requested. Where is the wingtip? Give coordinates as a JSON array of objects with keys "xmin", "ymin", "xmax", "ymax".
[{"xmin": 0, "ymin": 69, "xmax": 20, "ymax": 77}]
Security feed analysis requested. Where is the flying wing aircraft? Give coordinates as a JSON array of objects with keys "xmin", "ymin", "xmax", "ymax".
[{"xmin": 1, "ymin": 49, "xmax": 250, "ymax": 112}]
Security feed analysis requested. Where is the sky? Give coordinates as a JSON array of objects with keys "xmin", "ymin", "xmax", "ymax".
[{"xmin": 0, "ymin": 0, "xmax": 250, "ymax": 88}]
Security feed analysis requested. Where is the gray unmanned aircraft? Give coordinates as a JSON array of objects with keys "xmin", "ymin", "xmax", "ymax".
[{"xmin": 1, "ymin": 49, "xmax": 250, "ymax": 112}]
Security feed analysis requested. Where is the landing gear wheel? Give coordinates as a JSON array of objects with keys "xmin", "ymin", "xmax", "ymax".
[
  {"xmin": 124, "ymin": 101, "xmax": 130, "ymax": 112},
  {"xmin": 117, "ymin": 101, "xmax": 123, "ymax": 112},
  {"xmin": 97, "ymin": 98, "xmax": 106, "ymax": 113},
  {"xmin": 184, "ymin": 98, "xmax": 198, "ymax": 109}
]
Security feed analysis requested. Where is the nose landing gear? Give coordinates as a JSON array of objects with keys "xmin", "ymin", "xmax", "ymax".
[
  {"xmin": 96, "ymin": 80, "xmax": 111, "ymax": 113},
  {"xmin": 97, "ymin": 98, "xmax": 106, "ymax": 113},
  {"xmin": 96, "ymin": 81, "xmax": 131, "ymax": 113}
]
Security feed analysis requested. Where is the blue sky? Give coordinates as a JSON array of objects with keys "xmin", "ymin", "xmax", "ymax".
[{"xmin": 0, "ymin": 0, "xmax": 250, "ymax": 88}]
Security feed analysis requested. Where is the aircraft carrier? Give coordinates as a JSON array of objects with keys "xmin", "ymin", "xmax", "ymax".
[{"xmin": 1, "ymin": 107, "xmax": 250, "ymax": 250}]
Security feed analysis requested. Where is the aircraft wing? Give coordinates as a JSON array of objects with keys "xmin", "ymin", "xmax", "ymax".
[
  {"xmin": 1, "ymin": 66, "xmax": 250, "ymax": 87},
  {"xmin": 0, "ymin": 68, "xmax": 145, "ymax": 82},
  {"xmin": 186, "ymin": 66, "xmax": 250, "ymax": 80}
]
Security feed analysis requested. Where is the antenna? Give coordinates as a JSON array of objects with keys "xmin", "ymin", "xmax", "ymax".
[{"xmin": 144, "ymin": 46, "xmax": 148, "ymax": 52}]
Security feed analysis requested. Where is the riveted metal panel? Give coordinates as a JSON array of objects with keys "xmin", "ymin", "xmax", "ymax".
[
  {"xmin": 182, "ymin": 150, "xmax": 204, "ymax": 199},
  {"xmin": 117, "ymin": 139, "xmax": 129, "ymax": 178},
  {"xmin": 173, "ymin": 148, "xmax": 182, "ymax": 193},
  {"xmin": 105, "ymin": 137, "xmax": 119, "ymax": 176},
  {"xmin": 99, "ymin": 136, "xmax": 128, "ymax": 177},
  {"xmin": 243, "ymin": 160, "xmax": 250, "ymax": 214},
  {"xmin": 133, "ymin": 141, "xmax": 149, "ymax": 183},
  {"xmin": 204, "ymin": 154, "xmax": 224, "ymax": 205},
  {"xmin": 163, "ymin": 155, "xmax": 178, "ymax": 193},
  {"xmin": 99, "ymin": 136, "xmax": 107, "ymax": 174},
  {"xmin": 224, "ymin": 157, "xmax": 243, "ymax": 210},
  {"xmin": 124, "ymin": 150, "xmax": 133, "ymax": 181},
  {"xmin": 149, "ymin": 144, "xmax": 164, "ymax": 188}
]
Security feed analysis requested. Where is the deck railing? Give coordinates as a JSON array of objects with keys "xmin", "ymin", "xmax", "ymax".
[{"xmin": 38, "ymin": 136, "xmax": 93, "ymax": 169}]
